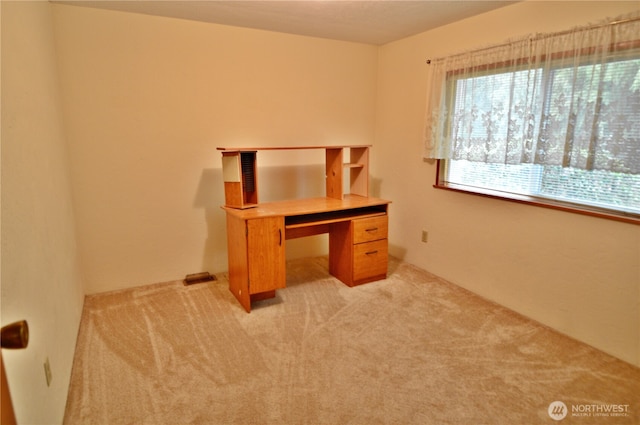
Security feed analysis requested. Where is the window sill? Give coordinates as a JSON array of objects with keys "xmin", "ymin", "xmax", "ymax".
[{"xmin": 433, "ymin": 182, "xmax": 640, "ymax": 225}]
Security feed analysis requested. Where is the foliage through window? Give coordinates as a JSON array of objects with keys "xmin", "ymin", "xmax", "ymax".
[{"xmin": 424, "ymin": 15, "xmax": 640, "ymax": 222}]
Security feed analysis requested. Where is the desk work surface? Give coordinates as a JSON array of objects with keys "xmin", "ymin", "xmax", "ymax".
[
  {"xmin": 222, "ymin": 195, "xmax": 390, "ymax": 220},
  {"xmin": 216, "ymin": 145, "xmax": 371, "ymax": 152}
]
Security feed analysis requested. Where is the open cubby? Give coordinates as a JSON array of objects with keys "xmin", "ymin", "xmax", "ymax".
[{"xmin": 221, "ymin": 151, "xmax": 258, "ymax": 209}]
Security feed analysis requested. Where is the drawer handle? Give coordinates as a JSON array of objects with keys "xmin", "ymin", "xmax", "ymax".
[
  {"xmin": 365, "ymin": 250, "xmax": 378, "ymax": 255},
  {"xmin": 365, "ymin": 227, "xmax": 378, "ymax": 232}
]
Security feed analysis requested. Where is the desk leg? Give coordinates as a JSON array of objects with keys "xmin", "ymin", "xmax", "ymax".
[
  {"xmin": 329, "ymin": 221, "xmax": 352, "ymax": 285},
  {"xmin": 226, "ymin": 213, "xmax": 251, "ymax": 312}
]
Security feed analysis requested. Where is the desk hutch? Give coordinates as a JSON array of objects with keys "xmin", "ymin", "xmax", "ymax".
[{"xmin": 218, "ymin": 145, "xmax": 391, "ymax": 312}]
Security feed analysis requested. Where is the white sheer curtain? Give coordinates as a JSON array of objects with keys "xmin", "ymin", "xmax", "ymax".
[{"xmin": 424, "ymin": 14, "xmax": 640, "ymax": 174}]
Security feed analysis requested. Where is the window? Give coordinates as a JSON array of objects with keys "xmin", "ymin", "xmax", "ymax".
[
  {"xmin": 424, "ymin": 15, "xmax": 640, "ymax": 223},
  {"xmin": 442, "ymin": 161, "xmax": 640, "ymax": 218}
]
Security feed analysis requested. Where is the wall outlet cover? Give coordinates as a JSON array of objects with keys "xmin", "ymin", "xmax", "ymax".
[{"xmin": 44, "ymin": 358, "xmax": 52, "ymax": 387}]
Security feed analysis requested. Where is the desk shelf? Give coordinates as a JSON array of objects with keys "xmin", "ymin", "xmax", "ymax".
[
  {"xmin": 219, "ymin": 145, "xmax": 370, "ymax": 207},
  {"xmin": 325, "ymin": 145, "xmax": 369, "ymax": 200}
]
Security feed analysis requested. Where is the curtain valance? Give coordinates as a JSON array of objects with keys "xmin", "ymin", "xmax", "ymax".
[{"xmin": 424, "ymin": 13, "xmax": 640, "ymax": 174}]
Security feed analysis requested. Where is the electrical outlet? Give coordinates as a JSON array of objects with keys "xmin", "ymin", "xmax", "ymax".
[
  {"xmin": 421, "ymin": 230, "xmax": 428, "ymax": 243},
  {"xmin": 44, "ymin": 357, "xmax": 52, "ymax": 387}
]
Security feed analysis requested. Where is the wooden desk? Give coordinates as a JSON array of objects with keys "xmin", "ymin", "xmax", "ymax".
[{"xmin": 224, "ymin": 195, "xmax": 390, "ymax": 312}]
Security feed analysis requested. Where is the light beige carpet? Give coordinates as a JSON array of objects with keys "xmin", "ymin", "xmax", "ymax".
[{"xmin": 64, "ymin": 257, "xmax": 639, "ymax": 424}]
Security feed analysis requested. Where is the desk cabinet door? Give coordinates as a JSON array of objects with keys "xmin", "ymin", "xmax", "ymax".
[{"xmin": 247, "ymin": 217, "xmax": 286, "ymax": 294}]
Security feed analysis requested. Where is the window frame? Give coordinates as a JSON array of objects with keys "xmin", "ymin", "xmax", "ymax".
[
  {"xmin": 434, "ymin": 160, "xmax": 640, "ymax": 225},
  {"xmin": 433, "ymin": 41, "xmax": 640, "ymax": 225}
]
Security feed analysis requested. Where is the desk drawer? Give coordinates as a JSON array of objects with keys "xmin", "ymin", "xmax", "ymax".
[
  {"xmin": 353, "ymin": 239, "xmax": 388, "ymax": 283},
  {"xmin": 353, "ymin": 215, "xmax": 388, "ymax": 244}
]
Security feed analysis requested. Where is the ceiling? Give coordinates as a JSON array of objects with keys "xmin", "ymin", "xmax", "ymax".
[{"xmin": 55, "ymin": 0, "xmax": 518, "ymax": 45}]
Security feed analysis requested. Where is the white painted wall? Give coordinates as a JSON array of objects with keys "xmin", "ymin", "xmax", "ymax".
[
  {"xmin": 1, "ymin": 2, "xmax": 85, "ymax": 423},
  {"xmin": 375, "ymin": 1, "xmax": 640, "ymax": 367},
  {"xmin": 51, "ymin": 4, "xmax": 378, "ymax": 294}
]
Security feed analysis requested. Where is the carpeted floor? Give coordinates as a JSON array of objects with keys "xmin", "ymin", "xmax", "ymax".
[{"xmin": 63, "ymin": 256, "xmax": 639, "ymax": 424}]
